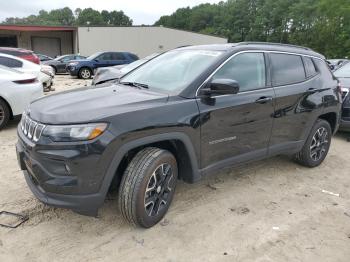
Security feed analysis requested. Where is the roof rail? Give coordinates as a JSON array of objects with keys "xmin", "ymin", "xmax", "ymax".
[{"xmin": 237, "ymin": 42, "xmax": 311, "ymax": 51}]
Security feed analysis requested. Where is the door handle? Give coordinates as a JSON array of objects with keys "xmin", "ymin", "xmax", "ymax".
[{"xmin": 255, "ymin": 96, "xmax": 273, "ymax": 104}]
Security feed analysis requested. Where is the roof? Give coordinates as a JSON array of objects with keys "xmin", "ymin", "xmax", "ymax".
[
  {"xmin": 178, "ymin": 42, "xmax": 324, "ymax": 59},
  {"xmin": 0, "ymin": 25, "xmax": 76, "ymax": 31}
]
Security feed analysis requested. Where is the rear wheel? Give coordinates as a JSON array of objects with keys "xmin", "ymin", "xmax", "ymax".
[
  {"xmin": 78, "ymin": 67, "xmax": 92, "ymax": 79},
  {"xmin": 118, "ymin": 147, "xmax": 178, "ymax": 228},
  {"xmin": 0, "ymin": 99, "xmax": 10, "ymax": 130},
  {"xmin": 295, "ymin": 119, "xmax": 332, "ymax": 167}
]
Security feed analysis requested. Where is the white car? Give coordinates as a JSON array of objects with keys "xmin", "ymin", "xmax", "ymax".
[
  {"xmin": 0, "ymin": 53, "xmax": 54, "ymax": 90},
  {"xmin": 0, "ymin": 65, "xmax": 43, "ymax": 129}
]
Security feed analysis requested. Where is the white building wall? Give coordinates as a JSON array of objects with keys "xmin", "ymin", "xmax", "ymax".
[{"xmin": 77, "ymin": 26, "xmax": 228, "ymax": 58}]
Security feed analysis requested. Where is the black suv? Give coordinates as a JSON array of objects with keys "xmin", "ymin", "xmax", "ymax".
[{"xmin": 16, "ymin": 43, "xmax": 341, "ymax": 228}]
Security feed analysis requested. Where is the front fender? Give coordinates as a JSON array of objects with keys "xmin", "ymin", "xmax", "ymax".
[{"xmin": 97, "ymin": 132, "xmax": 200, "ymax": 205}]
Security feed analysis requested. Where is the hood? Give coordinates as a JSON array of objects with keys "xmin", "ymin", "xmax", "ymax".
[
  {"xmin": 28, "ymin": 84, "xmax": 169, "ymax": 124},
  {"xmin": 93, "ymin": 67, "xmax": 123, "ymax": 85},
  {"xmin": 337, "ymin": 77, "xmax": 350, "ymax": 88}
]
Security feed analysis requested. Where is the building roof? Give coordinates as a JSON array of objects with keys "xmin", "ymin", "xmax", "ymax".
[{"xmin": 0, "ymin": 25, "xmax": 76, "ymax": 31}]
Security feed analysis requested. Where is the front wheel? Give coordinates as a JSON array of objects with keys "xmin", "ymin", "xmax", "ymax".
[
  {"xmin": 295, "ymin": 119, "xmax": 332, "ymax": 167},
  {"xmin": 78, "ymin": 68, "xmax": 92, "ymax": 79},
  {"xmin": 118, "ymin": 147, "xmax": 178, "ymax": 228}
]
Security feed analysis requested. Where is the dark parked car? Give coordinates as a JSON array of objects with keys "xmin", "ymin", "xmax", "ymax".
[
  {"xmin": 43, "ymin": 54, "xmax": 86, "ymax": 74},
  {"xmin": 333, "ymin": 63, "xmax": 350, "ymax": 131},
  {"xmin": 66, "ymin": 51, "xmax": 139, "ymax": 79},
  {"xmin": 92, "ymin": 53, "xmax": 158, "ymax": 85},
  {"xmin": 0, "ymin": 47, "xmax": 40, "ymax": 64},
  {"xmin": 36, "ymin": 53, "xmax": 53, "ymax": 62},
  {"xmin": 16, "ymin": 43, "xmax": 341, "ymax": 228}
]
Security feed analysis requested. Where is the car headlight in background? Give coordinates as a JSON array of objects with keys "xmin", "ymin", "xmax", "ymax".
[{"xmin": 42, "ymin": 123, "xmax": 108, "ymax": 142}]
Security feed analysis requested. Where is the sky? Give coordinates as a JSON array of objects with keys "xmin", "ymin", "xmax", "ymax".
[{"xmin": 0, "ymin": 0, "xmax": 223, "ymax": 25}]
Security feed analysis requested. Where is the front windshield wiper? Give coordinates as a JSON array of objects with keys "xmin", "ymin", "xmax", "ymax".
[{"xmin": 120, "ymin": 81, "xmax": 149, "ymax": 89}]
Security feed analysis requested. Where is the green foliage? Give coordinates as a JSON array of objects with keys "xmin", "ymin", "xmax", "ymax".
[
  {"xmin": 155, "ymin": 0, "xmax": 350, "ymax": 58},
  {"xmin": 2, "ymin": 7, "xmax": 132, "ymax": 27}
]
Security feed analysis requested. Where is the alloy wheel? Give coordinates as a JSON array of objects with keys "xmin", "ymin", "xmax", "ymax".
[
  {"xmin": 144, "ymin": 163, "xmax": 174, "ymax": 217},
  {"xmin": 310, "ymin": 127, "xmax": 329, "ymax": 161},
  {"xmin": 81, "ymin": 69, "xmax": 91, "ymax": 79}
]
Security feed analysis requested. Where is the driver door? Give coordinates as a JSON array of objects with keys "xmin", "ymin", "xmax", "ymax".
[{"xmin": 196, "ymin": 52, "xmax": 275, "ymax": 171}]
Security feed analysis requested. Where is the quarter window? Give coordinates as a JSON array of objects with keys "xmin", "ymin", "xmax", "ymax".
[
  {"xmin": 212, "ymin": 52, "xmax": 266, "ymax": 92},
  {"xmin": 270, "ymin": 53, "xmax": 306, "ymax": 86},
  {"xmin": 303, "ymin": 57, "xmax": 317, "ymax": 78}
]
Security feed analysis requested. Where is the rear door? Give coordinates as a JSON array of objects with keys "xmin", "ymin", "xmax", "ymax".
[
  {"xmin": 197, "ymin": 52, "xmax": 275, "ymax": 171},
  {"xmin": 110, "ymin": 52, "xmax": 128, "ymax": 66},
  {"xmin": 268, "ymin": 52, "xmax": 322, "ymax": 154},
  {"xmin": 95, "ymin": 53, "xmax": 113, "ymax": 68}
]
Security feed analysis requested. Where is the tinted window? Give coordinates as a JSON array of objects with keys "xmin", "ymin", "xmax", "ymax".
[
  {"xmin": 271, "ymin": 53, "xmax": 306, "ymax": 86},
  {"xmin": 0, "ymin": 57, "xmax": 23, "ymax": 68},
  {"xmin": 303, "ymin": 57, "xmax": 317, "ymax": 77},
  {"xmin": 128, "ymin": 53, "xmax": 139, "ymax": 60},
  {"xmin": 212, "ymin": 52, "xmax": 266, "ymax": 92},
  {"xmin": 60, "ymin": 56, "xmax": 74, "ymax": 63},
  {"xmin": 111, "ymin": 52, "xmax": 125, "ymax": 60},
  {"xmin": 99, "ymin": 53, "xmax": 113, "ymax": 61}
]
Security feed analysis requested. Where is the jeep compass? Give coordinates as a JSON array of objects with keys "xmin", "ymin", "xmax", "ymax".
[{"xmin": 16, "ymin": 43, "xmax": 341, "ymax": 228}]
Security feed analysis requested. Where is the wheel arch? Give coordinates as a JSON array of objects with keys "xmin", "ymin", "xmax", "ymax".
[
  {"xmin": 318, "ymin": 112, "xmax": 338, "ymax": 133},
  {"xmin": 101, "ymin": 133, "xmax": 200, "ymax": 197}
]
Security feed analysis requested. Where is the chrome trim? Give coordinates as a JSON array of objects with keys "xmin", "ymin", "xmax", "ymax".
[
  {"xmin": 20, "ymin": 114, "xmax": 45, "ymax": 142},
  {"xmin": 195, "ymin": 50, "xmax": 324, "ymax": 97}
]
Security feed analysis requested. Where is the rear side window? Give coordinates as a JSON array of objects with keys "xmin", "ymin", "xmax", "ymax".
[
  {"xmin": 212, "ymin": 52, "xmax": 266, "ymax": 92},
  {"xmin": 270, "ymin": 53, "xmax": 306, "ymax": 86},
  {"xmin": 303, "ymin": 57, "xmax": 318, "ymax": 78},
  {"xmin": 0, "ymin": 57, "xmax": 23, "ymax": 68},
  {"xmin": 128, "ymin": 53, "xmax": 139, "ymax": 60},
  {"xmin": 112, "ymin": 52, "xmax": 126, "ymax": 60}
]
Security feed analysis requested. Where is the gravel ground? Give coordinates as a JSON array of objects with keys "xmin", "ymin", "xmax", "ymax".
[{"xmin": 0, "ymin": 75, "xmax": 350, "ymax": 262}]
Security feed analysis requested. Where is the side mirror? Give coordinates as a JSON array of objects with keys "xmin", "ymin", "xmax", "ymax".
[{"xmin": 201, "ymin": 79, "xmax": 240, "ymax": 96}]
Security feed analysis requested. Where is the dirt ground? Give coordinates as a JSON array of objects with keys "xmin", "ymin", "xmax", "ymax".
[{"xmin": 0, "ymin": 75, "xmax": 350, "ymax": 262}]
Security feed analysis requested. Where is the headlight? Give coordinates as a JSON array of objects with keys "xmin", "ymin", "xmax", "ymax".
[{"xmin": 42, "ymin": 123, "xmax": 108, "ymax": 142}]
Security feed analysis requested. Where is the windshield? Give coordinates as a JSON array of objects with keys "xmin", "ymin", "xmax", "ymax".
[
  {"xmin": 120, "ymin": 50, "xmax": 223, "ymax": 93},
  {"xmin": 54, "ymin": 55, "xmax": 65, "ymax": 61},
  {"xmin": 334, "ymin": 62, "xmax": 350, "ymax": 78},
  {"xmin": 87, "ymin": 52, "xmax": 102, "ymax": 60}
]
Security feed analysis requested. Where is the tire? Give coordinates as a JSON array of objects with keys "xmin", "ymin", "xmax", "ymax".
[
  {"xmin": 295, "ymin": 119, "xmax": 332, "ymax": 167},
  {"xmin": 118, "ymin": 147, "xmax": 178, "ymax": 228},
  {"xmin": 78, "ymin": 67, "xmax": 92, "ymax": 79},
  {"xmin": 0, "ymin": 99, "xmax": 10, "ymax": 130}
]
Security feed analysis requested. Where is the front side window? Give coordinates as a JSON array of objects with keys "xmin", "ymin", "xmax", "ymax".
[
  {"xmin": 121, "ymin": 50, "xmax": 223, "ymax": 93},
  {"xmin": 271, "ymin": 53, "xmax": 306, "ymax": 86},
  {"xmin": 212, "ymin": 52, "xmax": 266, "ymax": 92}
]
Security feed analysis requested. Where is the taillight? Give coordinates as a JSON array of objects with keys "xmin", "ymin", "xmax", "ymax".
[
  {"xmin": 20, "ymin": 54, "xmax": 40, "ymax": 65},
  {"xmin": 13, "ymin": 78, "xmax": 38, "ymax": 84}
]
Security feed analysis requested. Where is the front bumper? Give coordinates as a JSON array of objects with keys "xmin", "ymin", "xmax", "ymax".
[
  {"xmin": 66, "ymin": 65, "xmax": 79, "ymax": 76},
  {"xmin": 16, "ymin": 125, "xmax": 114, "ymax": 216}
]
